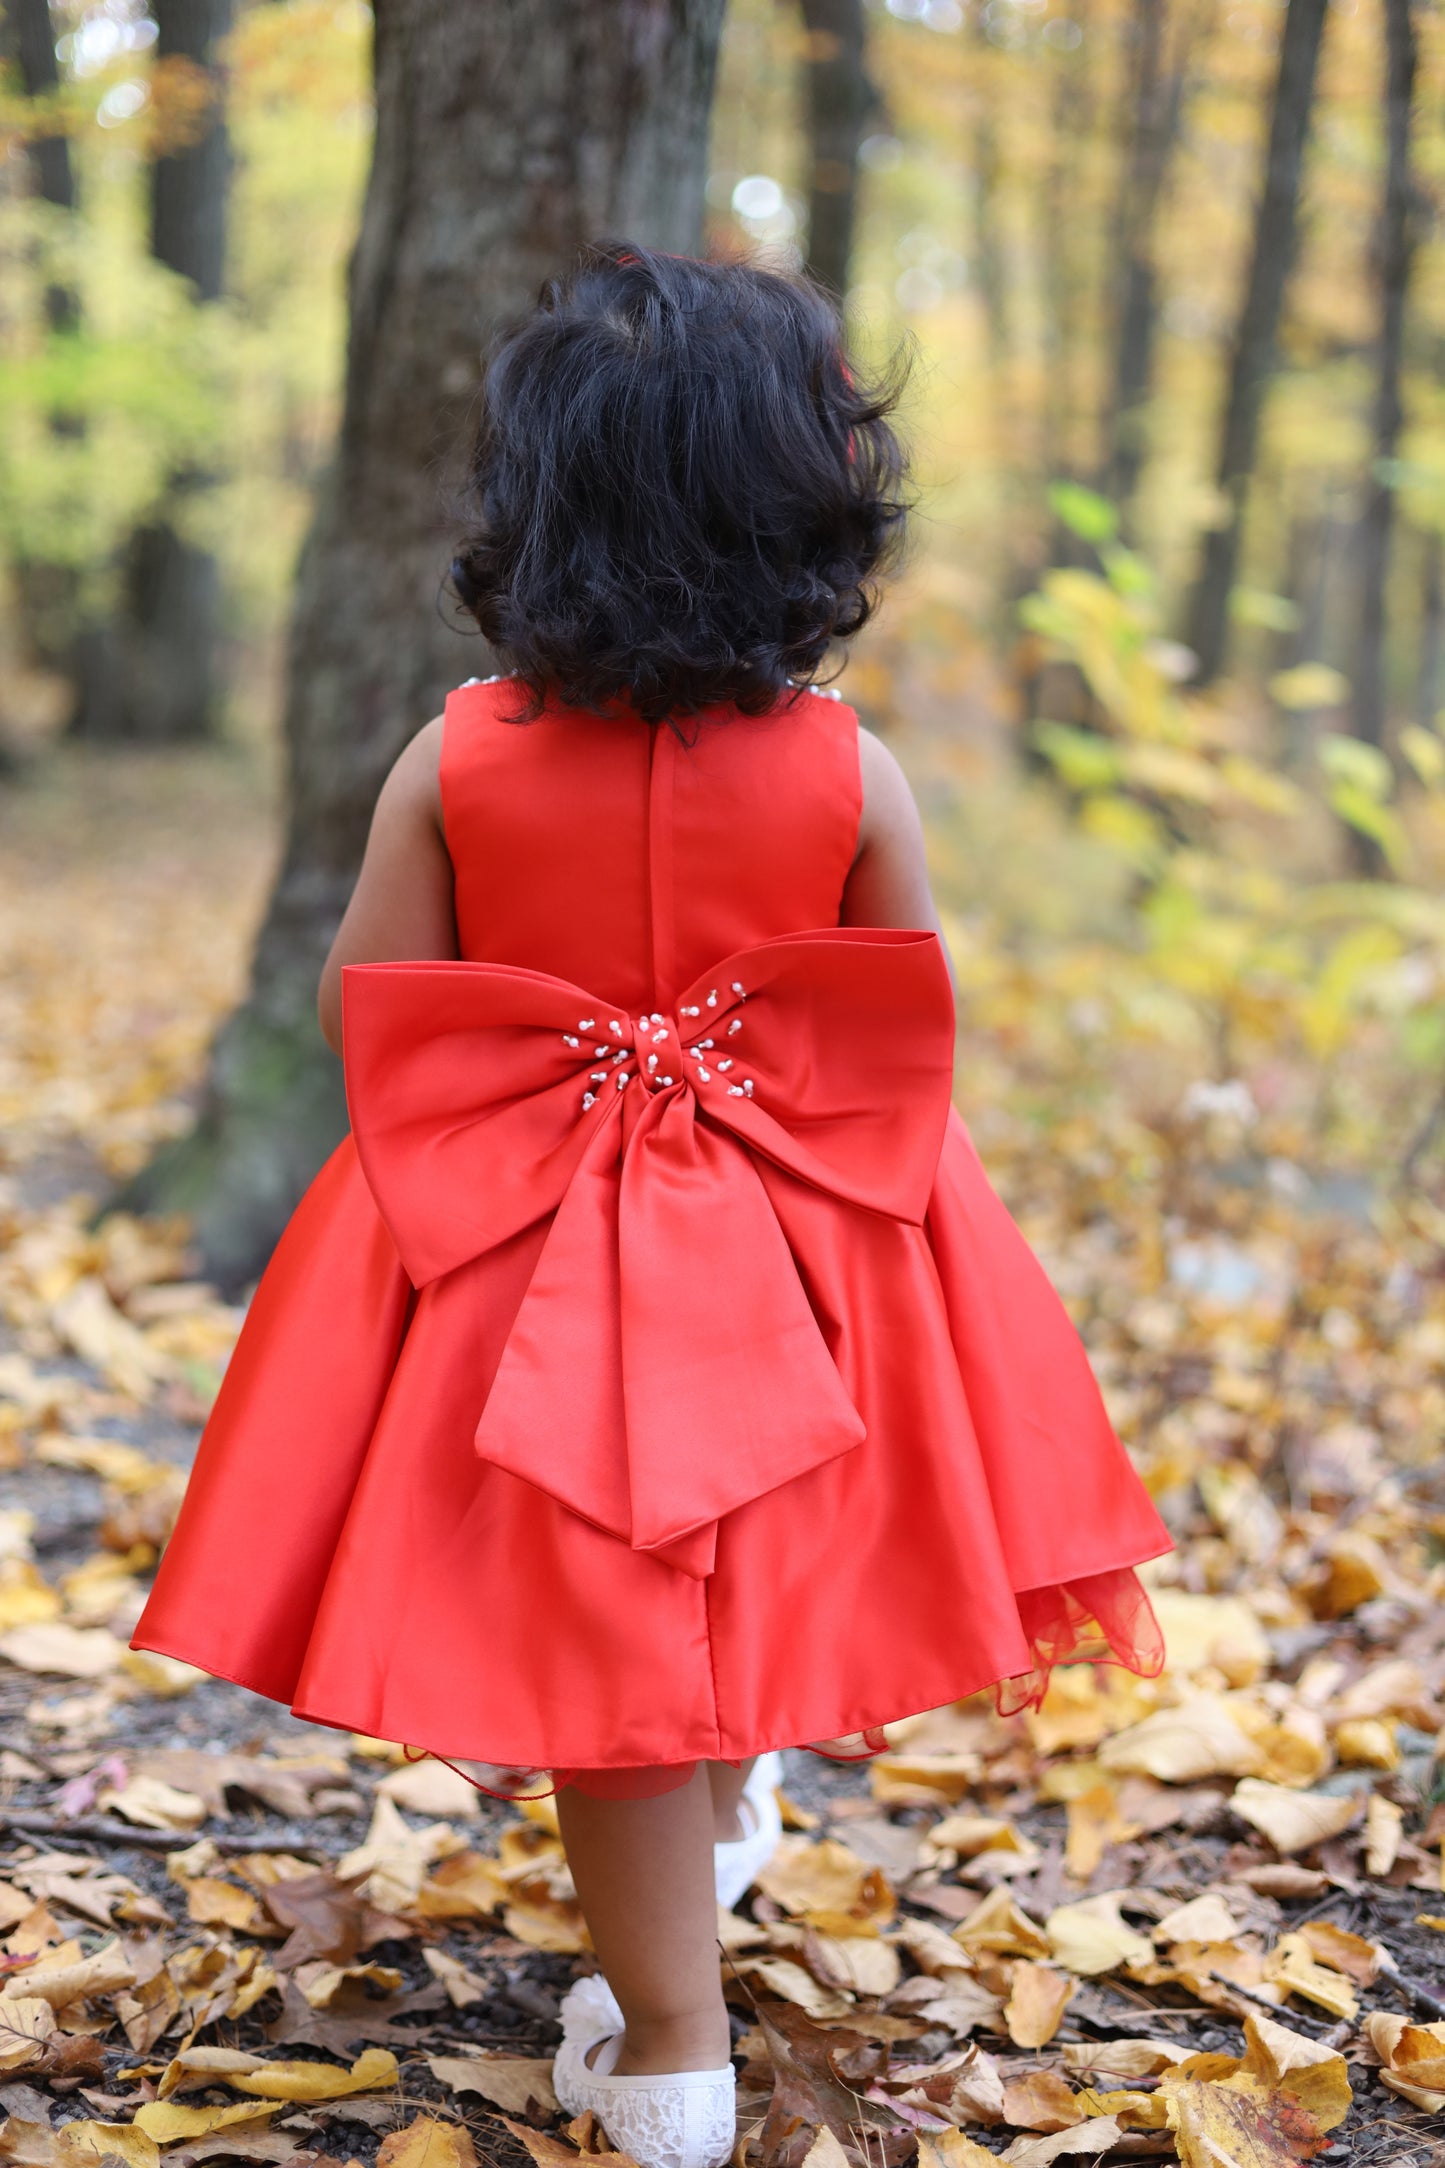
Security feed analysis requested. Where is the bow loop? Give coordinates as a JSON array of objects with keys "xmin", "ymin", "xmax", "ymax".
[{"xmin": 343, "ymin": 929, "xmax": 954, "ymax": 1576}]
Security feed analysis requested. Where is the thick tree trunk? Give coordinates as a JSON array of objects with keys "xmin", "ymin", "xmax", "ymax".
[
  {"xmin": 71, "ymin": 0, "xmax": 233, "ymax": 742},
  {"xmin": 1102, "ymin": 0, "xmax": 1206, "ymax": 511},
  {"xmin": 123, "ymin": 0, "xmax": 727, "ymax": 1286},
  {"xmin": 798, "ymin": 0, "xmax": 876, "ymax": 299},
  {"xmin": 1184, "ymin": 0, "xmax": 1329, "ymax": 686},
  {"xmin": 1418, "ymin": 530, "xmax": 1443, "ymax": 733},
  {"xmin": 1351, "ymin": 0, "xmax": 1417, "ymax": 767}
]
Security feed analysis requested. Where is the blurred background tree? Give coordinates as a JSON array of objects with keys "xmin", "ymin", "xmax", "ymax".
[{"xmin": 1, "ymin": 0, "xmax": 1443, "ymax": 1280}]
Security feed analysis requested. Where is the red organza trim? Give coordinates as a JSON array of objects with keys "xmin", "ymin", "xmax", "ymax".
[{"xmin": 408, "ymin": 1571, "xmax": 1165, "ymax": 1800}]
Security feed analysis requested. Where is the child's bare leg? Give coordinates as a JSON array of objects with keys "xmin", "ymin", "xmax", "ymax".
[
  {"xmin": 707, "ymin": 1757, "xmax": 754, "ymax": 1842},
  {"xmin": 557, "ymin": 1764, "xmax": 731, "ymax": 2076}
]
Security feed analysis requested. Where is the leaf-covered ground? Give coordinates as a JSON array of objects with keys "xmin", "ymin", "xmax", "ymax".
[{"xmin": 0, "ymin": 748, "xmax": 1442, "ymax": 2168}]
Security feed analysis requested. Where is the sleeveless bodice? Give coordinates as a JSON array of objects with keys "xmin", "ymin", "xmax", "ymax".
[{"xmin": 439, "ymin": 680, "xmax": 863, "ymax": 1011}]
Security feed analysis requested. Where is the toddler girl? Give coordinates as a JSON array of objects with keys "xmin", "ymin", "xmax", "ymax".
[{"xmin": 135, "ymin": 245, "xmax": 1169, "ymax": 2168}]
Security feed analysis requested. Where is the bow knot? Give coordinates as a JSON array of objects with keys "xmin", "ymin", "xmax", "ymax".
[{"xmin": 343, "ymin": 929, "xmax": 954, "ymax": 1578}]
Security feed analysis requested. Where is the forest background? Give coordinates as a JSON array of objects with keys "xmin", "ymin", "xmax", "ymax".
[{"xmin": 0, "ymin": 4, "xmax": 1443, "ymax": 2167}]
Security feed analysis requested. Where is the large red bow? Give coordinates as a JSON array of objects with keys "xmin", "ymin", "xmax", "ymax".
[{"xmin": 342, "ymin": 929, "xmax": 954, "ymax": 1578}]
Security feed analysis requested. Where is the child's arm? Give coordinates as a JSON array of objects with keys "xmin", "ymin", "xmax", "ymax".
[
  {"xmin": 841, "ymin": 729, "xmax": 952, "ymax": 974},
  {"xmin": 317, "ymin": 717, "xmax": 457, "ymax": 1054}
]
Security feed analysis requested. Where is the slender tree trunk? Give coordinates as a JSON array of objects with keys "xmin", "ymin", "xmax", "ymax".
[
  {"xmin": 1418, "ymin": 530, "xmax": 1443, "ymax": 732},
  {"xmin": 5, "ymin": 0, "xmax": 93, "ymax": 712},
  {"xmin": 1103, "ymin": 0, "xmax": 1208, "ymax": 511},
  {"xmin": 1352, "ymin": 0, "xmax": 1418, "ymax": 764},
  {"xmin": 122, "ymin": 0, "xmax": 727, "ymax": 1285},
  {"xmin": 71, "ymin": 0, "xmax": 233, "ymax": 742},
  {"xmin": 1184, "ymin": 0, "xmax": 1329, "ymax": 686},
  {"xmin": 1039, "ymin": 1, "xmax": 1096, "ymax": 508},
  {"xmin": 798, "ymin": 0, "xmax": 876, "ymax": 298}
]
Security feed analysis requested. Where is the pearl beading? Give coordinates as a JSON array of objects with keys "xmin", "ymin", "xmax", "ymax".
[{"xmin": 568, "ymin": 982, "xmax": 754, "ymax": 1111}]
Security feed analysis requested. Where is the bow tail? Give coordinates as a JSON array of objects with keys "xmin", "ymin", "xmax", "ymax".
[
  {"xmin": 472, "ymin": 1110, "xmax": 634, "ymax": 1544},
  {"xmin": 618, "ymin": 1095, "xmax": 866, "ymax": 1572}
]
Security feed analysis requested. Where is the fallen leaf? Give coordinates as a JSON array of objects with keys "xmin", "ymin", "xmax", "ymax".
[
  {"xmin": 1364, "ymin": 2013, "xmax": 1445, "ymax": 2110},
  {"xmin": 1063, "ymin": 1785, "xmax": 1139, "ymax": 1880},
  {"xmin": 1062, "ymin": 2040, "xmax": 1193, "ymax": 2082},
  {"xmin": 1100, "ymin": 1694, "xmax": 1264, "ymax": 1784},
  {"xmin": 374, "ymin": 2121, "xmax": 476, "ymax": 2168},
  {"xmin": 57, "ymin": 2121, "xmax": 160, "ymax": 2168},
  {"xmin": 0, "ymin": 2002, "xmax": 54, "ymax": 2075},
  {"xmin": 1296, "ymin": 1920, "xmax": 1382, "ymax": 1987},
  {"xmin": 375, "ymin": 1761, "xmax": 481, "ymax": 1820},
  {"xmin": 999, "ymin": 2121, "xmax": 1123, "ymax": 2166},
  {"xmin": 0, "ymin": 1942, "xmax": 134, "ymax": 2009},
  {"xmin": 0, "ymin": 1627, "xmax": 122, "ymax": 1680},
  {"xmin": 336, "ymin": 1797, "xmax": 459, "ymax": 1912},
  {"xmin": 426, "ymin": 2053, "xmax": 558, "ymax": 2115},
  {"xmin": 1364, "ymin": 1792, "xmax": 1404, "ymax": 1876},
  {"xmin": 1153, "ymin": 1894, "xmax": 1241, "ymax": 1946},
  {"xmin": 1230, "ymin": 1781, "xmax": 1361, "ymax": 1855},
  {"xmin": 1239, "ymin": 2012, "xmax": 1352, "ymax": 2130},
  {"xmin": 228, "ymin": 2048, "xmax": 399, "ymax": 2101},
  {"xmin": 1045, "ymin": 1894, "xmax": 1153, "ymax": 1976},
  {"xmin": 100, "ymin": 1777, "xmax": 208, "ymax": 1832},
  {"xmin": 1003, "ymin": 1963, "xmax": 1073, "ymax": 2049},
  {"xmin": 1165, "ymin": 2078, "xmax": 1325, "ymax": 2167},
  {"xmin": 133, "ymin": 2105, "xmax": 280, "ymax": 2144},
  {"xmin": 421, "ymin": 1949, "xmax": 488, "ymax": 2009},
  {"xmin": 754, "ymin": 1837, "xmax": 896, "ymax": 1936},
  {"xmin": 952, "ymin": 1889, "xmax": 1049, "ymax": 1960},
  {"xmin": 916, "ymin": 2134, "xmax": 998, "ymax": 2168},
  {"xmin": 1001, "ymin": 2072, "xmax": 1083, "ymax": 2132}
]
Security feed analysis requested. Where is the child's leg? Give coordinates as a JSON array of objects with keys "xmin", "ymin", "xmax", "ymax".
[
  {"xmin": 706, "ymin": 1757, "xmax": 754, "ymax": 1842},
  {"xmin": 557, "ymin": 1763, "xmax": 731, "ymax": 2076}
]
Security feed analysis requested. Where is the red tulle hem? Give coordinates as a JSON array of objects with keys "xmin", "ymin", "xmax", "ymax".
[{"xmin": 415, "ymin": 1570, "xmax": 1165, "ymax": 1800}]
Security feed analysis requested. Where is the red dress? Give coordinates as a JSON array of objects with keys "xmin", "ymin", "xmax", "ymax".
[{"xmin": 133, "ymin": 681, "xmax": 1169, "ymax": 1792}]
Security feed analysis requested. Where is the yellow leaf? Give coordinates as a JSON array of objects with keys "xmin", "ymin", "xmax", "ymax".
[
  {"xmin": 953, "ymin": 1887, "xmax": 1050, "ymax": 1959},
  {"xmin": 1239, "ymin": 2012, "xmax": 1352, "ymax": 2130},
  {"xmin": 229, "ymin": 2047, "xmax": 399, "ymax": 2100},
  {"xmin": 1333, "ymin": 1718, "xmax": 1397, "ymax": 1770},
  {"xmin": 56, "ymin": 2124, "xmax": 160, "ymax": 2168},
  {"xmin": 1100, "ymin": 1694, "xmax": 1264, "ymax": 1783},
  {"xmin": 1365, "ymin": 1793, "xmax": 1405, "ymax": 1876},
  {"xmin": 1, "ymin": 1940, "xmax": 134, "ymax": 2008},
  {"xmin": 1230, "ymin": 1780, "xmax": 1361, "ymax": 1854},
  {"xmin": 1166, "ymin": 2076, "xmax": 1323, "ymax": 2168},
  {"xmin": 185, "ymin": 1875, "xmax": 267, "ymax": 1931},
  {"xmin": 1263, "ymin": 1934, "xmax": 1358, "ymax": 2020},
  {"xmin": 917, "ymin": 2136, "xmax": 998, "ymax": 2168},
  {"xmin": 1063, "ymin": 1784, "xmax": 1138, "ymax": 1879},
  {"xmin": 101, "ymin": 1776, "xmax": 208, "ymax": 1832},
  {"xmin": 1003, "ymin": 1962, "xmax": 1073, "ymax": 2049},
  {"xmin": 374, "ymin": 2119, "xmax": 477, "ymax": 2168},
  {"xmin": 133, "ymin": 2102, "xmax": 279, "ymax": 2143},
  {"xmin": 753, "ymin": 1836, "xmax": 895, "ymax": 1935},
  {"xmin": 1153, "ymin": 1894, "xmax": 1241, "ymax": 1946},
  {"xmin": 1045, "ymin": 1894, "xmax": 1153, "ymax": 1976}
]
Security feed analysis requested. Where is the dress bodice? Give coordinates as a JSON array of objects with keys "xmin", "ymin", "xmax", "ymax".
[{"xmin": 439, "ymin": 679, "xmax": 863, "ymax": 1012}]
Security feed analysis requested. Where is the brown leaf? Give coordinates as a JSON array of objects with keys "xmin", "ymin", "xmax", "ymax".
[
  {"xmin": 1003, "ymin": 1964, "xmax": 1073, "ymax": 2050},
  {"xmin": 0, "ymin": 2003, "xmax": 55, "ymax": 2076},
  {"xmin": 754, "ymin": 1838, "xmax": 896, "ymax": 1937},
  {"xmin": 427, "ymin": 2053, "xmax": 557, "ymax": 2116},
  {"xmin": 916, "ymin": 2135, "xmax": 998, "ymax": 2168},
  {"xmin": 1229, "ymin": 1782, "xmax": 1361, "ymax": 1856},
  {"xmin": 496, "ymin": 2118, "xmax": 629, "ymax": 2168},
  {"xmin": 754, "ymin": 2003, "xmax": 913, "ymax": 2168},
  {"xmin": 1001, "ymin": 2073, "xmax": 1084, "ymax": 2134}
]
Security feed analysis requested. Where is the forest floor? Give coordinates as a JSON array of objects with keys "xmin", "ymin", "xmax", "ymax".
[{"xmin": 0, "ymin": 747, "xmax": 1442, "ymax": 2168}]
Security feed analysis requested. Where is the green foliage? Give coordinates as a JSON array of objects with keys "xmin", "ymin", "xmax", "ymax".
[{"xmin": 1016, "ymin": 554, "xmax": 1445, "ymax": 1093}]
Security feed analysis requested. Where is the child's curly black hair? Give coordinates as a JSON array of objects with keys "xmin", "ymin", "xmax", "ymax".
[{"xmin": 448, "ymin": 243, "xmax": 910, "ymax": 725}]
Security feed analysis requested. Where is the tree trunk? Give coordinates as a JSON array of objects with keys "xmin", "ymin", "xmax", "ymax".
[
  {"xmin": 1418, "ymin": 529, "xmax": 1443, "ymax": 733},
  {"xmin": 1351, "ymin": 0, "xmax": 1418, "ymax": 764},
  {"xmin": 1103, "ymin": 0, "xmax": 1207, "ymax": 512},
  {"xmin": 1184, "ymin": 0, "xmax": 1329, "ymax": 687},
  {"xmin": 122, "ymin": 0, "xmax": 727, "ymax": 1286},
  {"xmin": 1039, "ymin": 0, "xmax": 1096, "ymax": 510},
  {"xmin": 798, "ymin": 0, "xmax": 876, "ymax": 299},
  {"xmin": 71, "ymin": 0, "xmax": 233, "ymax": 742}
]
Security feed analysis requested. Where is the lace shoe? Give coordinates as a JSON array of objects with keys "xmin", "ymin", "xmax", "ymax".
[
  {"xmin": 553, "ymin": 1977, "xmax": 735, "ymax": 2168},
  {"xmin": 714, "ymin": 1751, "xmax": 784, "ymax": 1909}
]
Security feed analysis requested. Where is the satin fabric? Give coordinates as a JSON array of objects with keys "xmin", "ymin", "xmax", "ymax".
[{"xmin": 133, "ymin": 682, "xmax": 1171, "ymax": 1788}]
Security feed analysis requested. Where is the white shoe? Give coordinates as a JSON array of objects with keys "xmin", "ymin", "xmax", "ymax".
[
  {"xmin": 553, "ymin": 1976, "xmax": 736, "ymax": 2168},
  {"xmin": 713, "ymin": 1750, "xmax": 784, "ymax": 1909}
]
